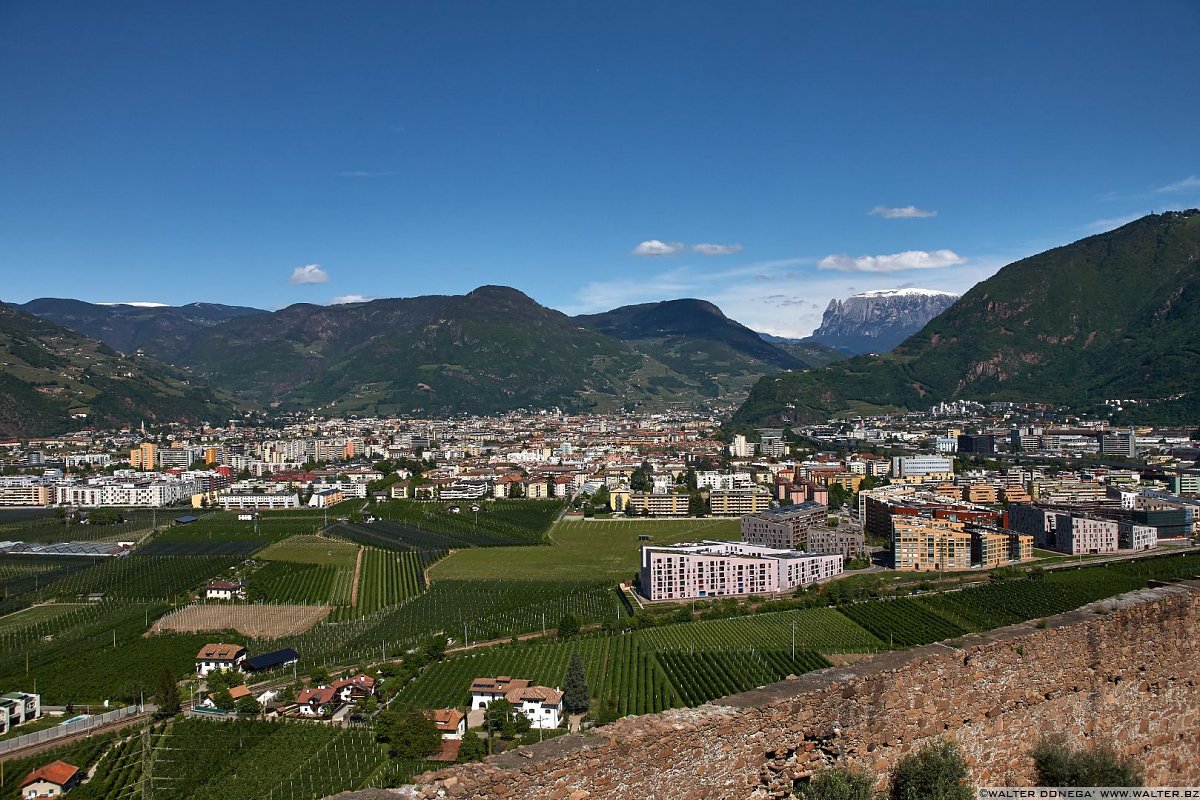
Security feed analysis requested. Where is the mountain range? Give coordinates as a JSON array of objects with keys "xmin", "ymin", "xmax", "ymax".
[
  {"xmin": 5, "ymin": 210, "xmax": 1199, "ymax": 436},
  {"xmin": 0, "ymin": 303, "xmax": 235, "ymax": 438},
  {"xmin": 807, "ymin": 288, "xmax": 959, "ymax": 354},
  {"xmin": 734, "ymin": 209, "xmax": 1200, "ymax": 427},
  {"xmin": 0, "ymin": 289, "xmax": 815, "ymax": 433}
]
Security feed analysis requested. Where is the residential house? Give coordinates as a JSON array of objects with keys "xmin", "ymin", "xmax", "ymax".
[
  {"xmin": 204, "ymin": 579, "xmax": 246, "ymax": 601},
  {"xmin": 468, "ymin": 676, "xmax": 564, "ymax": 730},
  {"xmin": 20, "ymin": 760, "xmax": 80, "ymax": 798},
  {"xmin": 296, "ymin": 675, "xmax": 375, "ymax": 717},
  {"xmin": 195, "ymin": 643, "xmax": 247, "ymax": 676},
  {"xmin": 1, "ymin": 691, "xmax": 40, "ymax": 736},
  {"xmin": 425, "ymin": 708, "xmax": 467, "ymax": 740}
]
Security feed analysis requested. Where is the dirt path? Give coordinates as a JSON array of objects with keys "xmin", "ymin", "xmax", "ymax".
[{"xmin": 350, "ymin": 546, "xmax": 364, "ymax": 607}]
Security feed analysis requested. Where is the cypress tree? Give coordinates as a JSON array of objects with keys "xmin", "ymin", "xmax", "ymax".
[{"xmin": 563, "ymin": 651, "xmax": 590, "ymax": 714}]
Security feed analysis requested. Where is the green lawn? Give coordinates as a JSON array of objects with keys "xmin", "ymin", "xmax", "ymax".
[
  {"xmin": 256, "ymin": 534, "xmax": 359, "ymax": 567},
  {"xmin": 427, "ymin": 517, "xmax": 741, "ymax": 582}
]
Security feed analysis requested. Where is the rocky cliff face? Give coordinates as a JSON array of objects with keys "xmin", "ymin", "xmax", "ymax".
[{"xmin": 810, "ymin": 288, "xmax": 957, "ymax": 353}]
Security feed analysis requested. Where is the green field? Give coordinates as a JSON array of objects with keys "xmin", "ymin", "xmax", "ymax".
[
  {"xmin": 257, "ymin": 534, "xmax": 359, "ymax": 566},
  {"xmin": 428, "ymin": 517, "xmax": 741, "ymax": 582}
]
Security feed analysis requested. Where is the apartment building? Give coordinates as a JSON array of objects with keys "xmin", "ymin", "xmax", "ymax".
[
  {"xmin": 806, "ymin": 526, "xmax": 868, "ymax": 559},
  {"xmin": 1118, "ymin": 521, "xmax": 1157, "ymax": 551},
  {"xmin": 707, "ymin": 488, "xmax": 772, "ymax": 516},
  {"xmin": 892, "ymin": 518, "xmax": 972, "ymax": 572},
  {"xmin": 1053, "ymin": 514, "xmax": 1119, "ymax": 555},
  {"xmin": 640, "ymin": 541, "xmax": 843, "ymax": 600},
  {"xmin": 0, "ymin": 482, "xmax": 52, "ymax": 507},
  {"xmin": 890, "ymin": 455, "xmax": 954, "ymax": 480},
  {"xmin": 218, "ymin": 493, "xmax": 301, "ymax": 511},
  {"xmin": 740, "ymin": 502, "xmax": 827, "ymax": 549},
  {"xmin": 129, "ymin": 442, "xmax": 157, "ymax": 470},
  {"xmin": 628, "ymin": 492, "xmax": 689, "ymax": 517}
]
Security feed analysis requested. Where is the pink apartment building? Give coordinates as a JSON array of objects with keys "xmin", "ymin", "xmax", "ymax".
[{"xmin": 639, "ymin": 541, "xmax": 843, "ymax": 601}]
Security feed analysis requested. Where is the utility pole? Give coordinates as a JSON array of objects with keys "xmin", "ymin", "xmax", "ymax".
[{"xmin": 791, "ymin": 621, "xmax": 796, "ymax": 660}]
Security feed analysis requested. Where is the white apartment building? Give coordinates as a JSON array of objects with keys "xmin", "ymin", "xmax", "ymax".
[
  {"xmin": 53, "ymin": 478, "xmax": 197, "ymax": 508},
  {"xmin": 1054, "ymin": 514, "xmax": 1119, "ymax": 555},
  {"xmin": 695, "ymin": 471, "xmax": 754, "ymax": 491},
  {"xmin": 640, "ymin": 541, "xmax": 843, "ymax": 601},
  {"xmin": 1118, "ymin": 521, "xmax": 1158, "ymax": 551},
  {"xmin": 218, "ymin": 493, "xmax": 301, "ymax": 511},
  {"xmin": 891, "ymin": 455, "xmax": 954, "ymax": 479}
]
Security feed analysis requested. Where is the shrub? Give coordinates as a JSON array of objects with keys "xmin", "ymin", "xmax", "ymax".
[
  {"xmin": 798, "ymin": 766, "xmax": 876, "ymax": 800},
  {"xmin": 1033, "ymin": 734, "xmax": 1142, "ymax": 787},
  {"xmin": 889, "ymin": 739, "xmax": 973, "ymax": 800}
]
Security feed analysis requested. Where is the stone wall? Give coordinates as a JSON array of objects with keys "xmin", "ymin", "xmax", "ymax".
[{"xmin": 396, "ymin": 581, "xmax": 1200, "ymax": 799}]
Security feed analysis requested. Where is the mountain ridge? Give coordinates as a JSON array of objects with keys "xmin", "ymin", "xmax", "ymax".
[{"xmin": 734, "ymin": 210, "xmax": 1200, "ymax": 426}]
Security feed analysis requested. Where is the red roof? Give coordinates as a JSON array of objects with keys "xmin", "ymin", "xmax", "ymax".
[
  {"xmin": 424, "ymin": 708, "xmax": 465, "ymax": 732},
  {"xmin": 22, "ymin": 760, "xmax": 79, "ymax": 788}
]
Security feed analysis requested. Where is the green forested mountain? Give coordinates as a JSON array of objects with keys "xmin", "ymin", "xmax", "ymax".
[
  {"xmin": 734, "ymin": 210, "xmax": 1200, "ymax": 426},
  {"xmin": 0, "ymin": 303, "xmax": 237, "ymax": 437},
  {"xmin": 147, "ymin": 286, "xmax": 783, "ymax": 415},
  {"xmin": 574, "ymin": 299, "xmax": 808, "ymax": 398}
]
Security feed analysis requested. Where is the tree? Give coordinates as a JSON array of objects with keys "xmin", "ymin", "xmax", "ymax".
[
  {"xmin": 889, "ymin": 739, "xmax": 973, "ymax": 800},
  {"xmin": 562, "ymin": 652, "xmax": 590, "ymax": 714},
  {"xmin": 210, "ymin": 686, "xmax": 235, "ymax": 711},
  {"xmin": 235, "ymin": 695, "xmax": 260, "ymax": 715},
  {"xmin": 375, "ymin": 709, "xmax": 441, "ymax": 759},
  {"xmin": 557, "ymin": 613, "xmax": 581, "ymax": 638},
  {"xmin": 688, "ymin": 492, "xmax": 708, "ymax": 517},
  {"xmin": 458, "ymin": 730, "xmax": 487, "ymax": 762},
  {"xmin": 421, "ymin": 635, "xmax": 448, "ymax": 662},
  {"xmin": 155, "ymin": 668, "xmax": 181, "ymax": 716},
  {"xmin": 483, "ymin": 699, "xmax": 529, "ymax": 739},
  {"xmin": 800, "ymin": 766, "xmax": 876, "ymax": 800},
  {"xmin": 1033, "ymin": 734, "xmax": 1143, "ymax": 787}
]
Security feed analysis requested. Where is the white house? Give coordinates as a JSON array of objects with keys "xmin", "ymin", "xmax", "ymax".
[
  {"xmin": 20, "ymin": 760, "xmax": 80, "ymax": 798},
  {"xmin": 195, "ymin": 643, "xmax": 246, "ymax": 676},
  {"xmin": 203, "ymin": 580, "xmax": 246, "ymax": 601},
  {"xmin": 426, "ymin": 708, "xmax": 467, "ymax": 740},
  {"xmin": 468, "ymin": 676, "xmax": 563, "ymax": 730}
]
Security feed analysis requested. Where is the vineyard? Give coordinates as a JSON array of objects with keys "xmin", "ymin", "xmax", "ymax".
[
  {"xmin": 45, "ymin": 555, "xmax": 242, "ymax": 601},
  {"xmin": 655, "ymin": 649, "xmax": 829, "ymax": 706},
  {"xmin": 638, "ymin": 607, "xmax": 884, "ymax": 653},
  {"xmin": 0, "ymin": 732, "xmax": 116, "ymax": 800},
  {"xmin": 145, "ymin": 718, "xmax": 387, "ymax": 800},
  {"xmin": 839, "ymin": 598, "xmax": 969, "ymax": 647},
  {"xmin": 362, "ymin": 498, "xmax": 563, "ymax": 548},
  {"xmin": 248, "ymin": 561, "xmax": 351, "ymax": 605},
  {"xmin": 353, "ymin": 548, "xmax": 423, "ymax": 615},
  {"xmin": 0, "ymin": 600, "xmax": 239, "ymax": 703}
]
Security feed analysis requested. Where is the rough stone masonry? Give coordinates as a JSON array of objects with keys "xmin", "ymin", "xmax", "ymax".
[{"xmin": 380, "ymin": 580, "xmax": 1200, "ymax": 799}]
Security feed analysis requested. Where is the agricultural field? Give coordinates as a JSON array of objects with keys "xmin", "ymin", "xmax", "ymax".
[
  {"xmin": 428, "ymin": 516, "xmax": 741, "ymax": 582},
  {"xmin": 0, "ymin": 599, "xmax": 240, "ymax": 704},
  {"xmin": 138, "ymin": 539, "xmax": 266, "ymax": 556},
  {"xmin": 145, "ymin": 718, "xmax": 387, "ymax": 800},
  {"xmin": 0, "ymin": 508, "xmax": 160, "ymax": 543},
  {"xmin": 248, "ymin": 561, "xmax": 352, "ymax": 605},
  {"xmin": 267, "ymin": 579, "xmax": 625, "ymax": 668},
  {"xmin": 151, "ymin": 603, "xmax": 332, "ymax": 638},
  {"xmin": 257, "ymin": 534, "xmax": 359, "ymax": 566},
  {"xmin": 45, "ymin": 555, "xmax": 242, "ymax": 602},
  {"xmin": 152, "ymin": 512, "xmax": 311, "ymax": 544},
  {"xmin": 638, "ymin": 606, "xmax": 884, "ymax": 653},
  {"xmin": 655, "ymin": 649, "xmax": 830, "ymax": 706},
  {"xmin": 839, "ymin": 598, "xmax": 968, "ymax": 647},
  {"xmin": 0, "ymin": 733, "xmax": 116, "ymax": 800},
  {"xmin": 358, "ymin": 498, "xmax": 563, "ymax": 548},
  {"xmin": 354, "ymin": 547, "xmax": 423, "ymax": 615},
  {"xmin": 397, "ymin": 633, "xmax": 681, "ymax": 716}
]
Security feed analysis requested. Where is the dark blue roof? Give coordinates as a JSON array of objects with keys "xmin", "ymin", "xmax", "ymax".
[
  {"xmin": 243, "ymin": 647, "xmax": 300, "ymax": 671},
  {"xmin": 174, "ymin": 515, "xmax": 199, "ymax": 524}
]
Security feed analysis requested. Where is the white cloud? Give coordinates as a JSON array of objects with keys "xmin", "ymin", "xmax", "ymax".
[
  {"xmin": 1156, "ymin": 176, "xmax": 1200, "ymax": 193},
  {"xmin": 817, "ymin": 249, "xmax": 966, "ymax": 273},
  {"xmin": 692, "ymin": 243, "xmax": 743, "ymax": 256},
  {"xmin": 330, "ymin": 294, "xmax": 372, "ymax": 305},
  {"xmin": 632, "ymin": 240, "xmax": 685, "ymax": 257},
  {"xmin": 869, "ymin": 205, "xmax": 938, "ymax": 219},
  {"xmin": 289, "ymin": 264, "xmax": 329, "ymax": 284}
]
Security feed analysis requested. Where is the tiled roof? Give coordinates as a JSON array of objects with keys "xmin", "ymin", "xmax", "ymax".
[
  {"xmin": 424, "ymin": 708, "xmax": 465, "ymax": 732},
  {"xmin": 505, "ymin": 685, "xmax": 564, "ymax": 706},
  {"xmin": 22, "ymin": 760, "xmax": 79, "ymax": 788},
  {"xmin": 196, "ymin": 643, "xmax": 245, "ymax": 661}
]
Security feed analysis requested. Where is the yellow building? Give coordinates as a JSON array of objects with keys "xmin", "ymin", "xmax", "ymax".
[
  {"xmin": 972, "ymin": 530, "xmax": 1007, "ymax": 568},
  {"xmin": 204, "ymin": 447, "xmax": 220, "ymax": 465},
  {"xmin": 628, "ymin": 492, "xmax": 689, "ymax": 517},
  {"xmin": 1000, "ymin": 485, "xmax": 1032, "ymax": 504},
  {"xmin": 130, "ymin": 442, "xmax": 157, "ymax": 470},
  {"xmin": 964, "ymin": 483, "xmax": 999, "ymax": 504},
  {"xmin": 892, "ymin": 517, "xmax": 972, "ymax": 572},
  {"xmin": 608, "ymin": 488, "xmax": 630, "ymax": 513}
]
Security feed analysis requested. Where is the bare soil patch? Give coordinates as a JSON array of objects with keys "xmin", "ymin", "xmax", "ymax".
[{"xmin": 149, "ymin": 603, "xmax": 332, "ymax": 638}]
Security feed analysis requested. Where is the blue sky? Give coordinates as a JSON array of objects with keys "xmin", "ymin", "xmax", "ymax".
[{"xmin": 2, "ymin": 1, "xmax": 1198, "ymax": 336}]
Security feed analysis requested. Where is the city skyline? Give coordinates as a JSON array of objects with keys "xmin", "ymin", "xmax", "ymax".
[{"xmin": 3, "ymin": 1, "xmax": 1199, "ymax": 336}]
